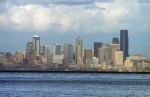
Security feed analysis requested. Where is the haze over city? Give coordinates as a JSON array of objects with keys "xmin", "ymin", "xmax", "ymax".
[{"xmin": 0, "ymin": 0, "xmax": 150, "ymax": 57}]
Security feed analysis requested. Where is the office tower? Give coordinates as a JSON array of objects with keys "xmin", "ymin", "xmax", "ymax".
[
  {"xmin": 43, "ymin": 45, "xmax": 50, "ymax": 58},
  {"xmin": 120, "ymin": 30, "xmax": 129, "ymax": 63},
  {"xmin": 115, "ymin": 51, "xmax": 123, "ymax": 66},
  {"xmin": 63, "ymin": 43, "xmax": 73, "ymax": 60},
  {"xmin": 76, "ymin": 37, "xmax": 84, "ymax": 64},
  {"xmin": 110, "ymin": 44, "xmax": 119, "ymax": 65},
  {"xmin": 53, "ymin": 43, "xmax": 61, "ymax": 55},
  {"xmin": 84, "ymin": 49, "xmax": 92, "ymax": 65},
  {"xmin": 40, "ymin": 46, "xmax": 43, "ymax": 55},
  {"xmin": 112, "ymin": 37, "xmax": 119, "ymax": 44},
  {"xmin": 26, "ymin": 42, "xmax": 33, "ymax": 60},
  {"xmin": 33, "ymin": 35, "xmax": 40, "ymax": 56},
  {"xmin": 94, "ymin": 42, "xmax": 103, "ymax": 58},
  {"xmin": 43, "ymin": 45, "xmax": 50, "ymax": 64},
  {"xmin": 98, "ymin": 44, "xmax": 109, "ymax": 65}
]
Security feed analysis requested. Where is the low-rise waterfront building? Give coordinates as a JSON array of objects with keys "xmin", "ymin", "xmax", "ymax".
[
  {"xmin": 86, "ymin": 57, "xmax": 99, "ymax": 69},
  {"xmin": 124, "ymin": 52, "xmax": 150, "ymax": 71}
]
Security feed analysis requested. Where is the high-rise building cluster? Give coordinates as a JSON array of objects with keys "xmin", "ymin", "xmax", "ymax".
[{"xmin": 0, "ymin": 30, "xmax": 150, "ymax": 71}]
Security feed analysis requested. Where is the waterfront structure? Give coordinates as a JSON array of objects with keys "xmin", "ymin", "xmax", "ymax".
[
  {"xmin": 120, "ymin": 30, "xmax": 129, "ymax": 63},
  {"xmin": 53, "ymin": 43, "xmax": 61, "ymax": 55},
  {"xmin": 26, "ymin": 42, "xmax": 33, "ymax": 60},
  {"xmin": 86, "ymin": 57, "xmax": 99, "ymax": 69},
  {"xmin": 115, "ymin": 51, "xmax": 123, "ymax": 66},
  {"xmin": 43, "ymin": 45, "xmax": 50, "ymax": 64},
  {"xmin": 84, "ymin": 49, "xmax": 93, "ymax": 65},
  {"xmin": 15, "ymin": 50, "xmax": 26, "ymax": 63},
  {"xmin": 63, "ymin": 43, "xmax": 73, "ymax": 60},
  {"xmin": 98, "ymin": 44, "xmax": 109, "ymax": 65},
  {"xmin": 94, "ymin": 42, "xmax": 103, "ymax": 58},
  {"xmin": 33, "ymin": 35, "xmax": 40, "ymax": 56},
  {"xmin": 124, "ymin": 52, "xmax": 150, "ymax": 70},
  {"xmin": 109, "ymin": 44, "xmax": 119, "ymax": 65},
  {"xmin": 76, "ymin": 37, "xmax": 84, "ymax": 64},
  {"xmin": 112, "ymin": 37, "xmax": 119, "ymax": 44}
]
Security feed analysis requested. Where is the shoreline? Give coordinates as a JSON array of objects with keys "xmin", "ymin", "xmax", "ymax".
[{"xmin": 0, "ymin": 70, "xmax": 150, "ymax": 74}]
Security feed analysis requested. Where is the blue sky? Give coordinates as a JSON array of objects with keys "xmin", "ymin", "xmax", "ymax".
[{"xmin": 0, "ymin": 0, "xmax": 150, "ymax": 57}]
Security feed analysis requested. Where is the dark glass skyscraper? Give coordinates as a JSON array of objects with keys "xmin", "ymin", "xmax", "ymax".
[
  {"xmin": 120, "ymin": 30, "xmax": 129, "ymax": 63},
  {"xmin": 94, "ymin": 42, "xmax": 103, "ymax": 58},
  {"xmin": 112, "ymin": 37, "xmax": 119, "ymax": 44}
]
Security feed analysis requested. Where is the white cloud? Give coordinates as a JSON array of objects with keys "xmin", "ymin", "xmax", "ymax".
[{"xmin": 0, "ymin": 0, "xmax": 150, "ymax": 33}]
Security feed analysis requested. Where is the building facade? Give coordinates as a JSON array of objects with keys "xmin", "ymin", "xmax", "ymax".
[
  {"xmin": 76, "ymin": 37, "xmax": 84, "ymax": 64},
  {"xmin": 120, "ymin": 30, "xmax": 129, "ymax": 63},
  {"xmin": 26, "ymin": 42, "xmax": 33, "ymax": 60},
  {"xmin": 63, "ymin": 43, "xmax": 73, "ymax": 60},
  {"xmin": 98, "ymin": 45, "xmax": 109, "ymax": 65},
  {"xmin": 110, "ymin": 44, "xmax": 119, "ymax": 65},
  {"xmin": 112, "ymin": 37, "xmax": 119, "ymax": 44},
  {"xmin": 33, "ymin": 35, "xmax": 40, "ymax": 56},
  {"xmin": 115, "ymin": 51, "xmax": 123, "ymax": 65},
  {"xmin": 15, "ymin": 50, "xmax": 26, "ymax": 63},
  {"xmin": 84, "ymin": 49, "xmax": 93, "ymax": 65},
  {"xmin": 53, "ymin": 43, "xmax": 61, "ymax": 55},
  {"xmin": 94, "ymin": 42, "xmax": 103, "ymax": 58},
  {"xmin": 43, "ymin": 45, "xmax": 50, "ymax": 64}
]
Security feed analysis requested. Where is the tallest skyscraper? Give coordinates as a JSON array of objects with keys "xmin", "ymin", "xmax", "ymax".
[{"xmin": 120, "ymin": 30, "xmax": 129, "ymax": 63}]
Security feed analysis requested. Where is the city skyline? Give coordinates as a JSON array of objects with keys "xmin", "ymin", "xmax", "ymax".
[{"xmin": 0, "ymin": 0, "xmax": 150, "ymax": 57}]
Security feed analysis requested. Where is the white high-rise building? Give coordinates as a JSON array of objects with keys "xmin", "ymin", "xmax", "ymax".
[
  {"xmin": 33, "ymin": 35, "xmax": 40, "ymax": 56},
  {"xmin": 76, "ymin": 37, "xmax": 84, "ymax": 64},
  {"xmin": 53, "ymin": 43, "xmax": 61, "ymax": 55},
  {"xmin": 63, "ymin": 43, "xmax": 73, "ymax": 60}
]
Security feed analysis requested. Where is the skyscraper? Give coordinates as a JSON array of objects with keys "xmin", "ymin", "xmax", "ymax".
[
  {"xmin": 53, "ymin": 43, "xmax": 61, "ymax": 55},
  {"xmin": 98, "ymin": 44, "xmax": 109, "ymax": 65},
  {"xmin": 110, "ymin": 44, "xmax": 119, "ymax": 65},
  {"xmin": 115, "ymin": 51, "xmax": 123, "ymax": 66},
  {"xmin": 43, "ymin": 45, "xmax": 50, "ymax": 58},
  {"xmin": 33, "ymin": 35, "xmax": 40, "ymax": 56},
  {"xmin": 94, "ymin": 42, "xmax": 103, "ymax": 58},
  {"xmin": 76, "ymin": 37, "xmax": 84, "ymax": 64},
  {"xmin": 26, "ymin": 42, "xmax": 33, "ymax": 60},
  {"xmin": 63, "ymin": 43, "xmax": 73, "ymax": 60},
  {"xmin": 84, "ymin": 49, "xmax": 92, "ymax": 65},
  {"xmin": 120, "ymin": 30, "xmax": 129, "ymax": 63},
  {"xmin": 112, "ymin": 37, "xmax": 119, "ymax": 44},
  {"xmin": 43, "ymin": 45, "xmax": 50, "ymax": 64}
]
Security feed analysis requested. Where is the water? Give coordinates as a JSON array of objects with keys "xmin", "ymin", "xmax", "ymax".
[{"xmin": 0, "ymin": 73, "xmax": 150, "ymax": 97}]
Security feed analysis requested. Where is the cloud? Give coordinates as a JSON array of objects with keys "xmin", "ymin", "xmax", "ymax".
[
  {"xmin": 0, "ymin": 0, "xmax": 150, "ymax": 34},
  {"xmin": 8, "ymin": 0, "xmax": 113, "ymax": 5},
  {"xmin": 138, "ymin": 0, "xmax": 150, "ymax": 3}
]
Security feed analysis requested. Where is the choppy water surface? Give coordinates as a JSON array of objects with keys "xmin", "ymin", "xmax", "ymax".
[{"xmin": 0, "ymin": 72, "xmax": 150, "ymax": 97}]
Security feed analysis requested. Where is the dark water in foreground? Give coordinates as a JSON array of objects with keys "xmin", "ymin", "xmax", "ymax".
[{"xmin": 0, "ymin": 73, "xmax": 150, "ymax": 97}]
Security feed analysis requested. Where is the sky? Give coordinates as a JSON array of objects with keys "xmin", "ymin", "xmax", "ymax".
[{"xmin": 0, "ymin": 0, "xmax": 150, "ymax": 57}]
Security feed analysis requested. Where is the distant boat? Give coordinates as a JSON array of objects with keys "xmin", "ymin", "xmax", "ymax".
[{"xmin": 97, "ymin": 76, "xmax": 101, "ymax": 78}]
